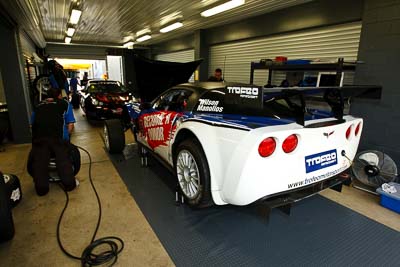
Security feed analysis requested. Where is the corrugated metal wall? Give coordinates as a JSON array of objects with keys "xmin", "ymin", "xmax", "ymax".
[
  {"xmin": 18, "ymin": 30, "xmax": 37, "ymax": 96},
  {"xmin": 45, "ymin": 44, "xmax": 107, "ymax": 60},
  {"xmin": 209, "ymin": 21, "xmax": 362, "ymax": 86},
  {"xmin": 155, "ymin": 49, "xmax": 195, "ymax": 63},
  {"xmin": 155, "ymin": 49, "xmax": 195, "ymax": 82}
]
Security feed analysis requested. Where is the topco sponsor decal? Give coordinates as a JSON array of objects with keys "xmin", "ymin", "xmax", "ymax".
[
  {"xmin": 305, "ymin": 149, "xmax": 337, "ymax": 173},
  {"xmin": 227, "ymin": 86, "xmax": 259, "ymax": 99}
]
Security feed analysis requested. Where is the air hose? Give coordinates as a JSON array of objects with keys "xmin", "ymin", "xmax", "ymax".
[{"xmin": 57, "ymin": 146, "xmax": 124, "ymax": 266}]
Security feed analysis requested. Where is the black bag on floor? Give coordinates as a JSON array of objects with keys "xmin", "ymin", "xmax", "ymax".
[
  {"xmin": 0, "ymin": 172, "xmax": 15, "ymax": 242},
  {"xmin": 71, "ymin": 93, "xmax": 80, "ymax": 109}
]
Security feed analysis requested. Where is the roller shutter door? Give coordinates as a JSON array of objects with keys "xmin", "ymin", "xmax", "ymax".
[
  {"xmin": 209, "ymin": 21, "xmax": 362, "ymax": 86},
  {"xmin": 18, "ymin": 30, "xmax": 37, "ymax": 101},
  {"xmin": 155, "ymin": 49, "xmax": 194, "ymax": 63},
  {"xmin": 45, "ymin": 44, "xmax": 107, "ymax": 60},
  {"xmin": 156, "ymin": 49, "xmax": 195, "ymax": 82}
]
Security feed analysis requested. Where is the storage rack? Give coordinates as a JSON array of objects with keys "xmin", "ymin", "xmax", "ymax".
[{"xmin": 249, "ymin": 58, "xmax": 357, "ymax": 86}]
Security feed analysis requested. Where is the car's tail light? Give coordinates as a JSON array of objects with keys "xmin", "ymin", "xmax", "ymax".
[
  {"xmin": 258, "ymin": 137, "xmax": 276, "ymax": 157},
  {"xmin": 346, "ymin": 125, "xmax": 352, "ymax": 140},
  {"xmin": 355, "ymin": 122, "xmax": 362, "ymax": 136},
  {"xmin": 282, "ymin": 134, "xmax": 298, "ymax": 153}
]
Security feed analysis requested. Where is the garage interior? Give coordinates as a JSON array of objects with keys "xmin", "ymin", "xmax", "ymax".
[{"xmin": 0, "ymin": 0, "xmax": 399, "ymax": 266}]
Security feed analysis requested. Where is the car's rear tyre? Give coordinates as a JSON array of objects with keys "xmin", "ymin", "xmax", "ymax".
[
  {"xmin": 0, "ymin": 173, "xmax": 15, "ymax": 242},
  {"xmin": 104, "ymin": 119, "xmax": 125, "ymax": 153},
  {"xmin": 175, "ymin": 139, "xmax": 213, "ymax": 208},
  {"xmin": 3, "ymin": 174, "xmax": 22, "ymax": 208}
]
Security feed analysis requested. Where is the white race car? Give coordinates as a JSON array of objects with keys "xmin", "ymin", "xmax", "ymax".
[{"xmin": 104, "ymin": 82, "xmax": 365, "ymax": 208}]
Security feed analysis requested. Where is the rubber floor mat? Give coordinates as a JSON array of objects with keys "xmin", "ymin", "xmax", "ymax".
[{"xmin": 109, "ymin": 148, "xmax": 400, "ymax": 267}]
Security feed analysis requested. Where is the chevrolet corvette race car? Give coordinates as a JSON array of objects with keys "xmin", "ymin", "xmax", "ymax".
[
  {"xmin": 79, "ymin": 80, "xmax": 136, "ymax": 120},
  {"xmin": 104, "ymin": 81, "xmax": 375, "ymax": 208}
]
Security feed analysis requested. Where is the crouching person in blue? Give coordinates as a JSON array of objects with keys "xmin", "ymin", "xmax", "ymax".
[{"xmin": 31, "ymin": 88, "xmax": 76, "ymax": 196}]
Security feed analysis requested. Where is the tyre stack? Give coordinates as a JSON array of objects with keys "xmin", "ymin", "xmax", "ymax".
[{"xmin": 0, "ymin": 172, "xmax": 22, "ymax": 242}]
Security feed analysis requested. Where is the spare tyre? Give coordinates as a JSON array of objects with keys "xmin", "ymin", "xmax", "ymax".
[
  {"xmin": 32, "ymin": 74, "xmax": 51, "ymax": 104},
  {"xmin": 0, "ymin": 172, "xmax": 14, "ymax": 242},
  {"xmin": 3, "ymin": 174, "xmax": 22, "ymax": 208},
  {"xmin": 27, "ymin": 143, "xmax": 81, "ymax": 179}
]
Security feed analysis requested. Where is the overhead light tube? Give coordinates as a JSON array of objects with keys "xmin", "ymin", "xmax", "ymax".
[
  {"xmin": 136, "ymin": 35, "xmax": 152, "ymax": 42},
  {"xmin": 160, "ymin": 22, "xmax": 183, "ymax": 33},
  {"xmin": 201, "ymin": 0, "xmax": 245, "ymax": 17},
  {"xmin": 66, "ymin": 27, "xmax": 75, "ymax": 36},
  {"xmin": 65, "ymin": 37, "xmax": 72, "ymax": 44},
  {"xmin": 69, "ymin": 9, "xmax": 82, "ymax": 24},
  {"xmin": 123, "ymin": 41, "xmax": 135, "ymax": 47}
]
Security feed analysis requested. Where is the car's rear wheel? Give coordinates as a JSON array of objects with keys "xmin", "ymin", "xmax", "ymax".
[
  {"xmin": 175, "ymin": 139, "xmax": 213, "ymax": 208},
  {"xmin": 0, "ymin": 172, "xmax": 15, "ymax": 242},
  {"xmin": 104, "ymin": 119, "xmax": 125, "ymax": 153}
]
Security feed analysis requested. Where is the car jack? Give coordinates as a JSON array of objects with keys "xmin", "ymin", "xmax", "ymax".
[
  {"xmin": 140, "ymin": 147, "xmax": 148, "ymax": 167},
  {"xmin": 175, "ymin": 184, "xmax": 185, "ymax": 206}
]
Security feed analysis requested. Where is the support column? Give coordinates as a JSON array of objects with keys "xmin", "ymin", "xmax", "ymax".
[
  {"xmin": 351, "ymin": 0, "xmax": 400, "ymax": 162},
  {"xmin": 0, "ymin": 22, "xmax": 32, "ymax": 143},
  {"xmin": 194, "ymin": 30, "xmax": 209, "ymax": 82}
]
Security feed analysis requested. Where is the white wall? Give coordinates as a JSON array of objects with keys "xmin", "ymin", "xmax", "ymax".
[{"xmin": 107, "ymin": 55, "xmax": 124, "ymax": 82}]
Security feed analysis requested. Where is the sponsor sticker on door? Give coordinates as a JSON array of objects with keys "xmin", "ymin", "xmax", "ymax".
[{"xmin": 305, "ymin": 149, "xmax": 337, "ymax": 173}]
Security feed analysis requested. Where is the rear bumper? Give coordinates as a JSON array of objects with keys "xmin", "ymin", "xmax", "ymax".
[
  {"xmin": 86, "ymin": 106, "xmax": 124, "ymax": 120},
  {"xmin": 257, "ymin": 171, "xmax": 349, "ymax": 208},
  {"xmin": 220, "ymin": 116, "xmax": 361, "ymax": 205}
]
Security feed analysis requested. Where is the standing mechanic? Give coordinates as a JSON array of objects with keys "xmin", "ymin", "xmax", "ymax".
[
  {"xmin": 30, "ymin": 88, "xmax": 76, "ymax": 196},
  {"xmin": 207, "ymin": 68, "xmax": 224, "ymax": 82}
]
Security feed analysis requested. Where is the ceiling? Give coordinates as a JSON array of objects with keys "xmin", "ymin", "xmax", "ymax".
[{"xmin": 2, "ymin": 0, "xmax": 312, "ymax": 47}]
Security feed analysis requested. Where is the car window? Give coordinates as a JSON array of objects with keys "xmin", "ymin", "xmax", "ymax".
[
  {"xmin": 194, "ymin": 88, "xmax": 299, "ymax": 118},
  {"xmin": 194, "ymin": 89, "xmax": 225, "ymax": 114},
  {"xmin": 153, "ymin": 89, "xmax": 193, "ymax": 112},
  {"xmin": 88, "ymin": 82, "xmax": 127, "ymax": 93}
]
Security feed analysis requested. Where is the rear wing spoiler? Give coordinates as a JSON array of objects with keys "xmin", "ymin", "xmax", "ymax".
[{"xmin": 262, "ymin": 85, "xmax": 382, "ymax": 126}]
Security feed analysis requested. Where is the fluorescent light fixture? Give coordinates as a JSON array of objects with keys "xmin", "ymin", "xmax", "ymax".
[
  {"xmin": 136, "ymin": 35, "xmax": 152, "ymax": 42},
  {"xmin": 201, "ymin": 0, "xmax": 245, "ymax": 17},
  {"xmin": 160, "ymin": 22, "xmax": 183, "ymax": 33},
  {"xmin": 65, "ymin": 37, "xmax": 72, "ymax": 44},
  {"xmin": 69, "ymin": 9, "xmax": 82, "ymax": 24},
  {"xmin": 123, "ymin": 41, "xmax": 135, "ymax": 47},
  {"xmin": 136, "ymin": 28, "xmax": 150, "ymax": 37},
  {"xmin": 66, "ymin": 27, "xmax": 75, "ymax": 36}
]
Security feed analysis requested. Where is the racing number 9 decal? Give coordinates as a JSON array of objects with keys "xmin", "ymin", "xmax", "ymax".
[{"xmin": 139, "ymin": 111, "xmax": 180, "ymax": 149}]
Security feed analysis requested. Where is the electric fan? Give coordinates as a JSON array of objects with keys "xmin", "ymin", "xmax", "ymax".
[{"xmin": 351, "ymin": 150, "xmax": 398, "ymax": 194}]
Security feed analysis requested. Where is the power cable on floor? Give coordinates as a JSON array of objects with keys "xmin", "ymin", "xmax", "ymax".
[{"xmin": 57, "ymin": 146, "xmax": 124, "ymax": 266}]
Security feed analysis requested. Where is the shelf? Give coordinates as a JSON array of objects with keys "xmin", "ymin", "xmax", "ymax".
[
  {"xmin": 249, "ymin": 58, "xmax": 356, "ymax": 86},
  {"xmin": 251, "ymin": 62, "xmax": 356, "ymax": 72}
]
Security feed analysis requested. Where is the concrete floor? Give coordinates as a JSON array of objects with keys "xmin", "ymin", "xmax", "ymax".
[
  {"xmin": 0, "ymin": 108, "xmax": 399, "ymax": 266},
  {"xmin": 0, "ymin": 109, "xmax": 173, "ymax": 266}
]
